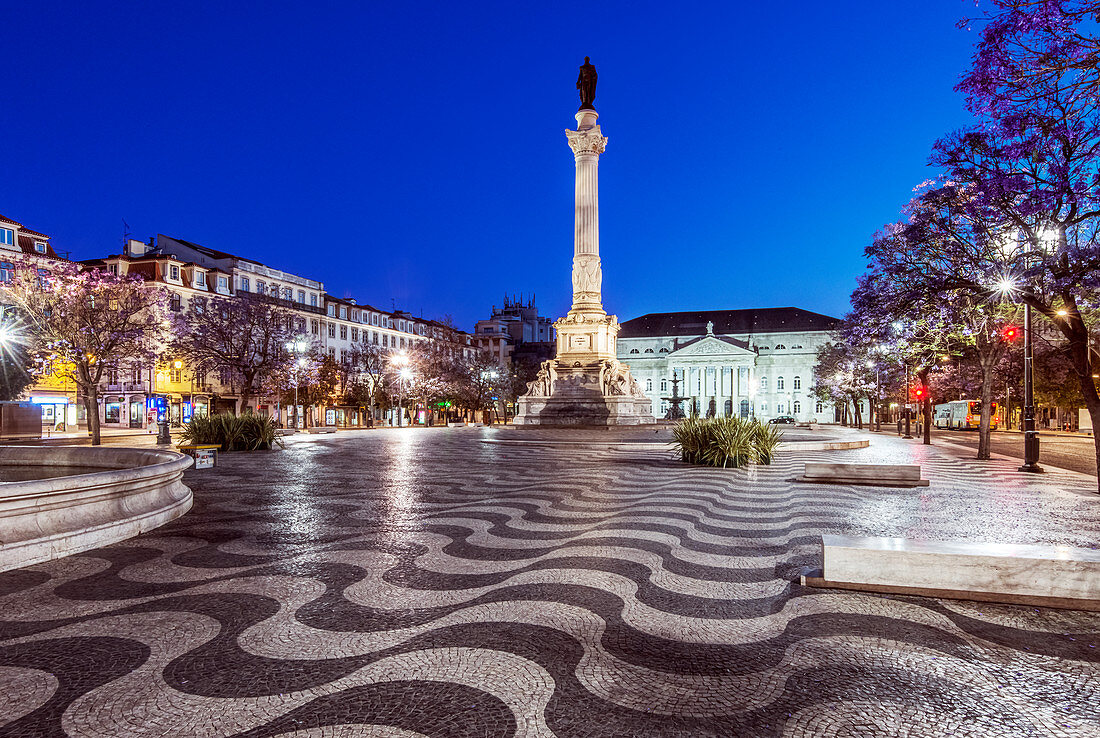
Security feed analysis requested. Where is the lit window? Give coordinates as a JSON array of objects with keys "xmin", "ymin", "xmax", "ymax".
[
  {"xmin": 793, "ymin": 376, "xmax": 801, "ymax": 390},
  {"xmin": 0, "ymin": 228, "xmax": 13, "ymax": 246},
  {"xmin": 170, "ymin": 368, "xmax": 182, "ymax": 383}
]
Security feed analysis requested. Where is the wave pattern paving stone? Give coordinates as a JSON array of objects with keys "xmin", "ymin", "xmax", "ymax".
[{"xmin": 0, "ymin": 428, "xmax": 1098, "ymax": 737}]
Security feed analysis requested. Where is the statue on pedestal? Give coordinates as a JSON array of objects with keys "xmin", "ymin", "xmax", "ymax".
[{"xmin": 577, "ymin": 57, "xmax": 597, "ymax": 111}]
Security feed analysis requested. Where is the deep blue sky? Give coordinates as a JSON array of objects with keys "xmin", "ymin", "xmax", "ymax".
[{"xmin": 2, "ymin": 1, "xmax": 978, "ymax": 330}]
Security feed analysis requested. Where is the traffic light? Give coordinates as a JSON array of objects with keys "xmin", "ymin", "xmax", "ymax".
[
  {"xmin": 914, "ymin": 386, "xmax": 926, "ymax": 401},
  {"xmin": 1001, "ymin": 325, "xmax": 1020, "ymax": 341}
]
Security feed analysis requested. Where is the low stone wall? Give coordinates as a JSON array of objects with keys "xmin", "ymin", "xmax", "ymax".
[{"xmin": 0, "ymin": 446, "xmax": 193, "ymax": 572}]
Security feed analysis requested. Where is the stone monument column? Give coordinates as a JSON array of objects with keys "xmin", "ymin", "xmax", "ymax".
[
  {"xmin": 512, "ymin": 58, "xmax": 655, "ymax": 426},
  {"xmin": 567, "ymin": 110, "xmax": 606, "ymax": 314}
]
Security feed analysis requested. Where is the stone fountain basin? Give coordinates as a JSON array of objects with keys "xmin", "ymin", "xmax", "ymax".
[{"xmin": 0, "ymin": 446, "xmax": 193, "ymax": 572}]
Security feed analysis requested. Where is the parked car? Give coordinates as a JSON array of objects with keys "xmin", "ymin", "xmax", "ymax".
[{"xmin": 768, "ymin": 416, "xmax": 796, "ymax": 425}]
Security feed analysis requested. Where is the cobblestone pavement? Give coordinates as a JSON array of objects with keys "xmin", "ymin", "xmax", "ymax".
[{"xmin": 1, "ymin": 427, "xmax": 1099, "ymax": 737}]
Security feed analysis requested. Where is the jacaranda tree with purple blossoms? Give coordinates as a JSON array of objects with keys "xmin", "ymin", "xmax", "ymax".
[
  {"xmin": 930, "ymin": 1, "xmax": 1100, "ymax": 482},
  {"xmin": 1, "ymin": 261, "xmax": 172, "ymax": 445}
]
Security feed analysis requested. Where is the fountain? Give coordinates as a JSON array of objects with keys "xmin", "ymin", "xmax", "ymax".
[{"xmin": 0, "ymin": 446, "xmax": 193, "ymax": 572}]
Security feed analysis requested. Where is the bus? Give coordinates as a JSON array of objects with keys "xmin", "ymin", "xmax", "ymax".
[{"xmin": 934, "ymin": 400, "xmax": 998, "ymax": 430}]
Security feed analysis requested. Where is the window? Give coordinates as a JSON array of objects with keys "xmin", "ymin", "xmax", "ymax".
[
  {"xmin": 351, "ymin": 328, "xmax": 359, "ymax": 342},
  {"xmin": 311, "ymin": 320, "xmax": 319, "ymax": 335},
  {"xmin": 328, "ymin": 324, "xmax": 336, "ymax": 338},
  {"xmin": 340, "ymin": 307, "xmax": 347, "ymax": 320},
  {"xmin": 659, "ymin": 347, "xmax": 669, "ymax": 353},
  {"xmin": 270, "ymin": 284, "xmax": 279, "ymax": 297},
  {"xmin": 760, "ymin": 401, "xmax": 767, "ymax": 413},
  {"xmin": 816, "ymin": 401, "xmax": 823, "ymax": 413},
  {"xmin": 372, "ymin": 314, "xmax": 379, "ymax": 325},
  {"xmin": 310, "ymin": 293, "xmax": 318, "ymax": 307},
  {"xmin": 170, "ymin": 265, "xmax": 180, "ymax": 281},
  {"xmin": 284, "ymin": 287, "xmax": 293, "ymax": 301},
  {"xmin": 760, "ymin": 376, "xmax": 767, "ymax": 390},
  {"xmin": 661, "ymin": 378, "xmax": 668, "ymax": 392},
  {"xmin": 297, "ymin": 319, "xmax": 306, "ymax": 333},
  {"xmin": 195, "ymin": 271, "xmax": 206, "ymax": 287},
  {"xmin": 131, "ymin": 365, "xmax": 142, "ymax": 383},
  {"xmin": 400, "ymin": 337, "xmax": 405, "ymax": 348},
  {"xmin": 646, "ymin": 379, "xmax": 652, "ymax": 391},
  {"xmin": 340, "ymin": 325, "xmax": 347, "ymax": 340},
  {"xmin": 218, "ymin": 276, "xmax": 228, "ymax": 291},
  {"xmin": 107, "ymin": 368, "xmax": 119, "ymax": 385},
  {"xmin": 792, "ymin": 345, "xmax": 803, "ymax": 349},
  {"xmin": 775, "ymin": 344, "xmax": 786, "ymax": 350},
  {"xmin": 373, "ymin": 332, "xmax": 379, "ymax": 344},
  {"xmin": 383, "ymin": 334, "xmax": 389, "ymax": 347},
  {"xmin": 777, "ymin": 402, "xmax": 785, "ymax": 414},
  {"xmin": 170, "ymin": 368, "xmax": 182, "ymax": 384},
  {"xmin": 105, "ymin": 402, "xmax": 121, "ymax": 424},
  {"xmin": 793, "ymin": 401, "xmax": 801, "ymax": 414},
  {"xmin": 298, "ymin": 290, "xmax": 305, "ymax": 303},
  {"xmin": 353, "ymin": 310, "xmax": 360, "ymax": 322},
  {"xmin": 328, "ymin": 347, "xmax": 336, "ymax": 356},
  {"xmin": 0, "ymin": 262, "xmax": 13, "ymax": 282},
  {"xmin": 34, "ymin": 241, "xmax": 47, "ymax": 253},
  {"xmin": 644, "ymin": 348, "xmax": 654, "ymax": 354},
  {"xmin": 257, "ymin": 280, "xmax": 266, "ymax": 294},
  {"xmin": 170, "ymin": 294, "xmax": 182, "ymax": 312},
  {"xmin": 793, "ymin": 376, "xmax": 801, "ymax": 390},
  {"xmin": 239, "ymin": 277, "xmax": 250, "ymax": 292},
  {"xmin": 328, "ymin": 304, "xmax": 336, "ymax": 317},
  {"xmin": 777, "ymin": 377, "xmax": 785, "ymax": 390},
  {"xmin": 0, "ymin": 228, "xmax": 13, "ymax": 246},
  {"xmin": 629, "ymin": 348, "xmax": 639, "ymax": 354}
]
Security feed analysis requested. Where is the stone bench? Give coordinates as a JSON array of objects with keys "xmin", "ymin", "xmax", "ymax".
[
  {"xmin": 274, "ymin": 428, "xmax": 297, "ymax": 436},
  {"xmin": 803, "ymin": 535, "xmax": 1100, "ymax": 611},
  {"xmin": 799, "ymin": 462, "xmax": 928, "ymax": 487},
  {"xmin": 306, "ymin": 426, "xmax": 338, "ymax": 434},
  {"xmin": 447, "ymin": 421, "xmax": 466, "ymax": 427}
]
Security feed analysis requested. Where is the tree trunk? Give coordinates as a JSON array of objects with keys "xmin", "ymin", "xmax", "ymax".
[
  {"xmin": 923, "ymin": 394, "xmax": 932, "ymax": 445},
  {"xmin": 83, "ymin": 385, "xmax": 101, "ymax": 446}
]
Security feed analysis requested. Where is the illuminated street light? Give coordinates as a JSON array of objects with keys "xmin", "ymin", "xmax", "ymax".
[
  {"xmin": 1057, "ymin": 309, "xmax": 1068, "ymax": 317},
  {"xmin": 996, "ymin": 277, "xmax": 1017, "ymax": 294}
]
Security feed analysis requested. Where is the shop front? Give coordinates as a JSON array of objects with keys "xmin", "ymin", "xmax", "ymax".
[{"xmin": 30, "ymin": 393, "xmax": 77, "ymax": 433}]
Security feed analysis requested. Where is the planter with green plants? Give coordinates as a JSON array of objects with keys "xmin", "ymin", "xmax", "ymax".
[
  {"xmin": 671, "ymin": 416, "xmax": 782, "ymax": 468},
  {"xmin": 179, "ymin": 412, "xmax": 282, "ymax": 452}
]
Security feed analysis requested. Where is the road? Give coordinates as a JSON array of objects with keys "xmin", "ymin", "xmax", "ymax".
[{"xmin": 916, "ymin": 429, "xmax": 1097, "ymax": 477}]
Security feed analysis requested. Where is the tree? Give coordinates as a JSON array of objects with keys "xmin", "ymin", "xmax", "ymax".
[
  {"xmin": 342, "ymin": 341, "xmax": 391, "ymax": 426},
  {"xmin": 457, "ymin": 352, "xmax": 503, "ymax": 423},
  {"xmin": 0, "ymin": 311, "xmax": 35, "ymax": 401},
  {"xmin": 2, "ymin": 261, "xmax": 170, "ymax": 444},
  {"xmin": 173, "ymin": 295, "xmax": 297, "ymax": 414},
  {"xmin": 812, "ymin": 340, "xmax": 876, "ymax": 428}
]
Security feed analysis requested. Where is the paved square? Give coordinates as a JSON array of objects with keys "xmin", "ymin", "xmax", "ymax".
[{"xmin": 1, "ymin": 428, "xmax": 1098, "ymax": 737}]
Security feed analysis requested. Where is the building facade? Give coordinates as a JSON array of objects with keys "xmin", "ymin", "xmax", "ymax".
[
  {"xmin": 473, "ymin": 295, "xmax": 554, "ymax": 367},
  {"xmin": 617, "ymin": 308, "xmax": 842, "ymax": 422}
]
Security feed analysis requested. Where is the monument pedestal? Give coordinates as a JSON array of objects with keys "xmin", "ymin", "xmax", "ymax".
[{"xmin": 514, "ymin": 310, "xmax": 654, "ymax": 426}]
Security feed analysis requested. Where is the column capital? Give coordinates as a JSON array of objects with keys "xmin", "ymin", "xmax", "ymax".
[{"xmin": 566, "ymin": 127, "xmax": 607, "ymax": 155}]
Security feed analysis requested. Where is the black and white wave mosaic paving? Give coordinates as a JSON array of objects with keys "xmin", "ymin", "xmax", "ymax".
[{"xmin": 1, "ymin": 429, "xmax": 1098, "ymax": 737}]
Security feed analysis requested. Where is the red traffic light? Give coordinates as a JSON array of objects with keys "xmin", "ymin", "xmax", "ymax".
[
  {"xmin": 914, "ymin": 386, "xmax": 926, "ymax": 400},
  {"xmin": 1001, "ymin": 325, "xmax": 1020, "ymax": 341}
]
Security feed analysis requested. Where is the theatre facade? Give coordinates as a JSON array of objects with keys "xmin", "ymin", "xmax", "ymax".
[{"xmin": 616, "ymin": 308, "xmax": 842, "ymax": 422}]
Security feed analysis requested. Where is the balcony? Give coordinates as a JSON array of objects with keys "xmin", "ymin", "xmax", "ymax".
[
  {"xmin": 124, "ymin": 382, "xmax": 147, "ymax": 393},
  {"xmin": 105, "ymin": 383, "xmax": 123, "ymax": 392}
]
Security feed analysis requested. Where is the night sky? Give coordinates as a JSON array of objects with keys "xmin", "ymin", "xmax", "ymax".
[{"xmin": 3, "ymin": 1, "xmax": 977, "ymax": 330}]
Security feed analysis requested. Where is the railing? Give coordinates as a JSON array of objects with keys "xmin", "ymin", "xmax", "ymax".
[
  {"xmin": 105, "ymin": 384, "xmax": 123, "ymax": 392},
  {"xmin": 124, "ymin": 382, "xmax": 146, "ymax": 392}
]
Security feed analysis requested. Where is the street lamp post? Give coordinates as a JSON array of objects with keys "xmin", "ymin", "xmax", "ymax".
[
  {"xmin": 902, "ymin": 362, "xmax": 913, "ymax": 439},
  {"xmin": 1019, "ymin": 301, "xmax": 1044, "ymax": 472}
]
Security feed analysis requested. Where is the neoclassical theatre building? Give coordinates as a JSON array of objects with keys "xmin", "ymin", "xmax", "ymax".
[{"xmin": 616, "ymin": 308, "xmax": 842, "ymax": 421}]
